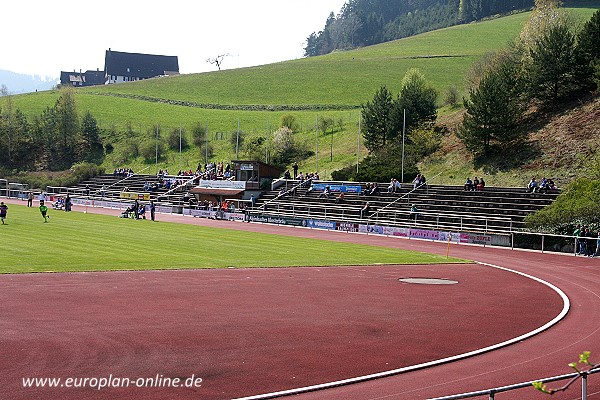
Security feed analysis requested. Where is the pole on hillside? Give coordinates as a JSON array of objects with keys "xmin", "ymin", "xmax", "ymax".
[
  {"xmin": 315, "ymin": 114, "xmax": 319, "ymax": 174},
  {"xmin": 236, "ymin": 118, "xmax": 240, "ymax": 160},
  {"xmin": 402, "ymin": 109, "xmax": 406, "ymax": 183},
  {"xmin": 179, "ymin": 122, "xmax": 182, "ymax": 172},
  {"xmin": 357, "ymin": 112, "xmax": 361, "ymax": 174},
  {"xmin": 205, "ymin": 122, "xmax": 209, "ymax": 165},
  {"xmin": 265, "ymin": 124, "xmax": 269, "ymax": 164},
  {"xmin": 155, "ymin": 125, "xmax": 159, "ymax": 168}
]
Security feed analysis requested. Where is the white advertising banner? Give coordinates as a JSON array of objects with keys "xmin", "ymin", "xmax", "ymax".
[{"xmin": 197, "ymin": 180, "xmax": 246, "ymax": 190}]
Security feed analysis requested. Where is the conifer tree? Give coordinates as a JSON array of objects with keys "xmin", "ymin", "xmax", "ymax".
[
  {"xmin": 526, "ymin": 20, "xmax": 578, "ymax": 105},
  {"xmin": 80, "ymin": 111, "xmax": 104, "ymax": 163},
  {"xmin": 54, "ymin": 87, "xmax": 80, "ymax": 168},
  {"xmin": 575, "ymin": 9, "xmax": 600, "ymax": 90},
  {"xmin": 458, "ymin": 52, "xmax": 526, "ymax": 155},
  {"xmin": 395, "ymin": 68, "xmax": 438, "ymax": 135},
  {"xmin": 361, "ymin": 86, "xmax": 395, "ymax": 152}
]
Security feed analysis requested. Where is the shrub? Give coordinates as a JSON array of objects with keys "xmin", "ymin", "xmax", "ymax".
[
  {"xmin": 192, "ymin": 122, "xmax": 207, "ymax": 148},
  {"xmin": 140, "ymin": 139, "xmax": 165, "ymax": 163},
  {"xmin": 524, "ymin": 178, "xmax": 600, "ymax": 232},
  {"xmin": 6, "ymin": 163, "xmax": 104, "ymax": 191},
  {"xmin": 332, "ymin": 154, "xmax": 418, "ymax": 183},
  {"xmin": 444, "ymin": 86, "xmax": 460, "ymax": 107},
  {"xmin": 70, "ymin": 162, "xmax": 105, "ymax": 182},
  {"xmin": 168, "ymin": 128, "xmax": 189, "ymax": 151}
]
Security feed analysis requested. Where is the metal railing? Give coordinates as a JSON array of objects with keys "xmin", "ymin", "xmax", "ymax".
[
  {"xmin": 252, "ymin": 201, "xmax": 514, "ymax": 234},
  {"xmin": 4, "ymin": 179, "xmax": 595, "ymax": 256},
  {"xmin": 260, "ymin": 178, "xmax": 314, "ymax": 211},
  {"xmin": 249, "ymin": 202, "xmax": 598, "ymax": 256},
  {"xmin": 369, "ymin": 171, "xmax": 442, "ymax": 218},
  {"xmin": 429, "ymin": 366, "xmax": 600, "ymax": 400}
]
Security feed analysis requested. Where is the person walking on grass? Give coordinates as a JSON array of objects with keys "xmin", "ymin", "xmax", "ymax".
[
  {"xmin": 0, "ymin": 202, "xmax": 8, "ymax": 224},
  {"xmin": 64, "ymin": 194, "xmax": 72, "ymax": 212},
  {"xmin": 150, "ymin": 200, "xmax": 156, "ymax": 222},
  {"xmin": 39, "ymin": 201, "xmax": 49, "ymax": 222}
]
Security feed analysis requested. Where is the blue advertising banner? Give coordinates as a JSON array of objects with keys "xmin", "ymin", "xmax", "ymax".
[
  {"xmin": 305, "ymin": 219, "xmax": 337, "ymax": 230},
  {"xmin": 312, "ymin": 184, "xmax": 362, "ymax": 194}
]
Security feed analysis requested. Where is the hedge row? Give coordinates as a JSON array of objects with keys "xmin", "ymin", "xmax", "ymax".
[{"xmin": 91, "ymin": 92, "xmax": 360, "ymax": 112}]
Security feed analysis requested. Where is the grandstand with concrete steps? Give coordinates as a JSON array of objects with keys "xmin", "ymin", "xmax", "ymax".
[
  {"xmin": 251, "ymin": 180, "xmax": 559, "ymax": 234},
  {"xmin": 47, "ymin": 173, "xmax": 194, "ymax": 208},
  {"xmin": 44, "ymin": 174, "xmax": 558, "ymax": 235}
]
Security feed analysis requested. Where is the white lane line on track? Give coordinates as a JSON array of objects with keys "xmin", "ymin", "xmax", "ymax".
[{"xmin": 231, "ymin": 261, "xmax": 570, "ymax": 400}]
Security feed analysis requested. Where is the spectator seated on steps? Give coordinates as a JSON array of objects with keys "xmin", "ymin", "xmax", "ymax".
[
  {"xmin": 476, "ymin": 177, "xmax": 486, "ymax": 191},
  {"xmin": 539, "ymin": 177, "xmax": 557, "ymax": 194},
  {"xmin": 387, "ymin": 179, "xmax": 397, "ymax": 193},
  {"xmin": 413, "ymin": 174, "xmax": 421, "ymax": 190},
  {"xmin": 410, "ymin": 204, "xmax": 420, "ymax": 220},
  {"xmin": 464, "ymin": 177, "xmax": 473, "ymax": 191},
  {"xmin": 527, "ymin": 177, "xmax": 539, "ymax": 193},
  {"xmin": 394, "ymin": 178, "xmax": 402, "ymax": 193},
  {"xmin": 305, "ymin": 183, "xmax": 314, "ymax": 196},
  {"xmin": 361, "ymin": 182, "xmax": 372, "ymax": 196},
  {"xmin": 363, "ymin": 182, "xmax": 379, "ymax": 196},
  {"xmin": 318, "ymin": 186, "xmax": 332, "ymax": 199},
  {"xmin": 360, "ymin": 201, "xmax": 371, "ymax": 218}
]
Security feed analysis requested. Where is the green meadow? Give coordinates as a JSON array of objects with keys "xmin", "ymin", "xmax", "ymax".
[
  {"xmin": 13, "ymin": 11, "xmax": 543, "ymax": 115},
  {"xmin": 8, "ymin": 5, "xmax": 599, "ymax": 177},
  {"xmin": 0, "ymin": 204, "xmax": 465, "ymax": 274}
]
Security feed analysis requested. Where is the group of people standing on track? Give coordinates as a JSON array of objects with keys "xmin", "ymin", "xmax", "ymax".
[{"xmin": 574, "ymin": 224, "xmax": 600, "ymax": 257}]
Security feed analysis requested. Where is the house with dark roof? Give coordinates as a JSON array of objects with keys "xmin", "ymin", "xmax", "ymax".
[
  {"xmin": 104, "ymin": 49, "xmax": 179, "ymax": 84},
  {"xmin": 59, "ymin": 69, "xmax": 106, "ymax": 87}
]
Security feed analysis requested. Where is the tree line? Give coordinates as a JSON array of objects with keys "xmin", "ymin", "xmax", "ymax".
[
  {"xmin": 0, "ymin": 84, "xmax": 316, "ymax": 177},
  {"xmin": 333, "ymin": 2, "xmax": 599, "ymax": 186},
  {"xmin": 305, "ymin": 0, "xmax": 577, "ymax": 57},
  {"xmin": 458, "ymin": 5, "xmax": 600, "ymax": 158},
  {"xmin": 0, "ymin": 87, "xmax": 103, "ymax": 173}
]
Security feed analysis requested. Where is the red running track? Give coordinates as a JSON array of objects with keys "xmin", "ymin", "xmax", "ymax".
[{"xmin": 1, "ymin": 199, "xmax": 599, "ymax": 400}]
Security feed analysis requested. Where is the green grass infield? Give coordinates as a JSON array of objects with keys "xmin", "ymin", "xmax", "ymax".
[{"xmin": 0, "ymin": 204, "xmax": 467, "ymax": 274}]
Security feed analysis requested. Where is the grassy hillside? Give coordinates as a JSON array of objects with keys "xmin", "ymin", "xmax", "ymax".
[
  {"xmin": 420, "ymin": 97, "xmax": 600, "ymax": 188},
  {"xmin": 14, "ymin": 11, "xmax": 538, "ymax": 112},
  {"xmin": 8, "ymin": 5, "xmax": 599, "ymax": 180}
]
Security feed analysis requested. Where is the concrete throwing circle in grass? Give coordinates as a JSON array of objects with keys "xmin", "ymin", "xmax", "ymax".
[{"xmin": 399, "ymin": 277, "xmax": 459, "ymax": 285}]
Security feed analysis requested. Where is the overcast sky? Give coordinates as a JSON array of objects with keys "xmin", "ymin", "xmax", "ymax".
[{"xmin": 2, "ymin": 0, "xmax": 347, "ymax": 79}]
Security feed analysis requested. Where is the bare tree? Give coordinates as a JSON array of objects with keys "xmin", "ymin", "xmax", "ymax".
[{"xmin": 206, "ymin": 53, "xmax": 231, "ymax": 71}]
